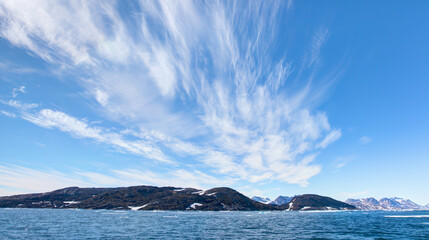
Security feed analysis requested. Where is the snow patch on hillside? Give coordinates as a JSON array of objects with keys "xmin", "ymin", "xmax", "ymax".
[{"xmin": 187, "ymin": 203, "xmax": 203, "ymax": 209}]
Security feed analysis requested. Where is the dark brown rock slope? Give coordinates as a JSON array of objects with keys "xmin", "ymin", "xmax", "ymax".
[
  {"xmin": 280, "ymin": 194, "xmax": 356, "ymax": 210},
  {"xmin": 0, "ymin": 186, "xmax": 355, "ymax": 211}
]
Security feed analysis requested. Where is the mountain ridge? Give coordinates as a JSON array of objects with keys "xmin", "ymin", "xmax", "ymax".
[
  {"xmin": 346, "ymin": 197, "xmax": 426, "ymax": 210},
  {"xmin": 252, "ymin": 195, "xmax": 294, "ymax": 206},
  {"xmin": 0, "ymin": 185, "xmax": 355, "ymax": 211}
]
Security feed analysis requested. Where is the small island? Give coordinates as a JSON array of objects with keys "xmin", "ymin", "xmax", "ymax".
[{"xmin": 0, "ymin": 185, "xmax": 356, "ymax": 211}]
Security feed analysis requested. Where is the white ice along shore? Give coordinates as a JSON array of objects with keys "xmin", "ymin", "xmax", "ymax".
[
  {"xmin": 385, "ymin": 215, "xmax": 429, "ymax": 218},
  {"xmin": 128, "ymin": 203, "xmax": 150, "ymax": 211},
  {"xmin": 187, "ymin": 203, "xmax": 203, "ymax": 210}
]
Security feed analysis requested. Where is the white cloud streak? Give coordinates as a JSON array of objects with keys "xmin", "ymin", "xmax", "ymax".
[
  {"xmin": 0, "ymin": 109, "xmax": 16, "ymax": 118},
  {"xmin": 0, "ymin": 1, "xmax": 343, "ymax": 187},
  {"xmin": 94, "ymin": 88, "xmax": 109, "ymax": 107},
  {"xmin": 309, "ymin": 28, "xmax": 329, "ymax": 67},
  {"xmin": 0, "ymin": 164, "xmax": 232, "ymax": 196},
  {"xmin": 317, "ymin": 129, "xmax": 342, "ymax": 149},
  {"xmin": 0, "ymin": 99, "xmax": 38, "ymax": 110},
  {"xmin": 359, "ymin": 136, "xmax": 372, "ymax": 144},
  {"xmin": 12, "ymin": 85, "xmax": 25, "ymax": 97},
  {"xmin": 332, "ymin": 156, "xmax": 355, "ymax": 170},
  {"xmin": 0, "ymin": 165, "xmax": 89, "ymax": 195},
  {"xmin": 22, "ymin": 109, "xmax": 172, "ymax": 164}
]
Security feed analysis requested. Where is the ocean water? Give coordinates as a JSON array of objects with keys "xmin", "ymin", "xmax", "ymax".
[{"xmin": 0, "ymin": 209, "xmax": 428, "ymax": 239}]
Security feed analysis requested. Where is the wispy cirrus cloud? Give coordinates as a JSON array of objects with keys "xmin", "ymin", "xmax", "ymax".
[
  {"xmin": 22, "ymin": 108, "xmax": 172, "ymax": 164},
  {"xmin": 0, "ymin": 110, "xmax": 16, "ymax": 118},
  {"xmin": 317, "ymin": 129, "xmax": 342, "ymax": 149},
  {"xmin": 359, "ymin": 136, "xmax": 372, "ymax": 144},
  {"xmin": 0, "ymin": 164, "xmax": 233, "ymax": 196},
  {"xmin": 12, "ymin": 85, "xmax": 25, "ymax": 98},
  {"xmin": 332, "ymin": 156, "xmax": 356, "ymax": 170},
  {"xmin": 0, "ymin": 99, "xmax": 38, "ymax": 110},
  {"xmin": 0, "ymin": 1, "xmax": 344, "ymax": 188},
  {"xmin": 308, "ymin": 28, "xmax": 329, "ymax": 67},
  {"xmin": 0, "ymin": 61, "xmax": 37, "ymax": 74}
]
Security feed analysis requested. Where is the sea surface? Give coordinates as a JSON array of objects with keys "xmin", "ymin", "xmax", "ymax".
[{"xmin": 0, "ymin": 209, "xmax": 428, "ymax": 239}]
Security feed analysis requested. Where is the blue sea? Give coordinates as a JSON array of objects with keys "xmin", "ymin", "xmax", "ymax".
[{"xmin": 0, "ymin": 209, "xmax": 428, "ymax": 239}]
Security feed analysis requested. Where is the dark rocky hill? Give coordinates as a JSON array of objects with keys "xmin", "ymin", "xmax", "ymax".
[
  {"xmin": 202, "ymin": 187, "xmax": 277, "ymax": 211},
  {"xmin": 0, "ymin": 187, "xmax": 116, "ymax": 208},
  {"xmin": 0, "ymin": 186, "xmax": 354, "ymax": 211},
  {"xmin": 73, "ymin": 186, "xmax": 277, "ymax": 211},
  {"xmin": 280, "ymin": 194, "xmax": 356, "ymax": 210}
]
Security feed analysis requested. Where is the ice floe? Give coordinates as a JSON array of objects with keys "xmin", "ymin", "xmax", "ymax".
[{"xmin": 385, "ymin": 215, "xmax": 429, "ymax": 218}]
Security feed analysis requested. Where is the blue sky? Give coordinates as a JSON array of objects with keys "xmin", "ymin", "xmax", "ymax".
[{"xmin": 0, "ymin": 1, "xmax": 428, "ymax": 204}]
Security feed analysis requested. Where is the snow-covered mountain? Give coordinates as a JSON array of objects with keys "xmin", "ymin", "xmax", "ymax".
[
  {"xmin": 251, "ymin": 195, "xmax": 355, "ymax": 210},
  {"xmin": 251, "ymin": 196, "xmax": 271, "ymax": 204},
  {"xmin": 345, "ymin": 197, "xmax": 382, "ymax": 210},
  {"xmin": 270, "ymin": 196, "xmax": 293, "ymax": 205},
  {"xmin": 346, "ymin": 197, "xmax": 424, "ymax": 210},
  {"xmin": 379, "ymin": 197, "xmax": 421, "ymax": 210},
  {"xmin": 252, "ymin": 195, "xmax": 293, "ymax": 205}
]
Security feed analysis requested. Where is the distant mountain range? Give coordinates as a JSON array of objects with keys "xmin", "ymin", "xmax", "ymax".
[
  {"xmin": 252, "ymin": 194, "xmax": 354, "ymax": 210},
  {"xmin": 251, "ymin": 196, "xmax": 271, "ymax": 204},
  {"xmin": 252, "ymin": 195, "xmax": 429, "ymax": 211},
  {"xmin": 252, "ymin": 196, "xmax": 293, "ymax": 205},
  {"xmin": 0, "ymin": 185, "xmax": 355, "ymax": 211},
  {"xmin": 345, "ymin": 197, "xmax": 428, "ymax": 210},
  {"xmin": 3, "ymin": 186, "xmax": 426, "ymax": 211}
]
